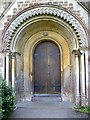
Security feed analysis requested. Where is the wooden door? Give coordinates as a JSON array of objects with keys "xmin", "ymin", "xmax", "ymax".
[{"xmin": 33, "ymin": 41, "xmax": 61, "ymax": 94}]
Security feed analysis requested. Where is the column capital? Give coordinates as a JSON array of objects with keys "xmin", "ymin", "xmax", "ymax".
[
  {"xmin": 72, "ymin": 49, "xmax": 80, "ymax": 56},
  {"xmin": 6, "ymin": 52, "xmax": 10, "ymax": 56},
  {"xmin": 80, "ymin": 50, "xmax": 85, "ymax": 55},
  {"xmin": 9, "ymin": 52, "xmax": 21, "ymax": 58}
]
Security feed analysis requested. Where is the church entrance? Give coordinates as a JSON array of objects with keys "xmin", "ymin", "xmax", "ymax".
[{"xmin": 33, "ymin": 41, "xmax": 61, "ymax": 94}]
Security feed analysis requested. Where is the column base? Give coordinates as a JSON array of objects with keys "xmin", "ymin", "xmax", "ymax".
[
  {"xmin": 75, "ymin": 96, "xmax": 81, "ymax": 106},
  {"xmin": 23, "ymin": 92, "xmax": 33, "ymax": 102},
  {"xmin": 81, "ymin": 96, "xmax": 88, "ymax": 106}
]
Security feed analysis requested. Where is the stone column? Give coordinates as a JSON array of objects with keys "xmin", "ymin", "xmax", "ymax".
[
  {"xmin": 11, "ymin": 53, "xmax": 16, "ymax": 90},
  {"xmin": 75, "ymin": 54, "xmax": 81, "ymax": 106},
  {"xmin": 6, "ymin": 53, "xmax": 12, "ymax": 86},
  {"xmin": 85, "ymin": 50, "xmax": 88, "ymax": 99},
  {"xmin": 80, "ymin": 51, "xmax": 86, "ymax": 106},
  {"xmin": 6, "ymin": 54, "xmax": 9, "ymax": 85},
  {"xmin": 1, "ymin": 54, "xmax": 6, "ymax": 79},
  {"xmin": 73, "ymin": 49, "xmax": 81, "ymax": 106}
]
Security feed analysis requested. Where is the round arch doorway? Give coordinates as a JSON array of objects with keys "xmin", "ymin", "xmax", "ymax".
[{"xmin": 33, "ymin": 41, "xmax": 61, "ymax": 96}]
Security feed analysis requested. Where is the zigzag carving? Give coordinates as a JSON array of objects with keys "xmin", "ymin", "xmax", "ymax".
[{"xmin": 2, "ymin": 6, "xmax": 88, "ymax": 51}]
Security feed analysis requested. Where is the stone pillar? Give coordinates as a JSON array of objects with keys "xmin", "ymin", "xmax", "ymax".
[
  {"xmin": 73, "ymin": 49, "xmax": 81, "ymax": 106},
  {"xmin": 0, "ymin": 53, "xmax": 5, "ymax": 79},
  {"xmin": 3, "ymin": 55, "xmax": 6, "ymax": 80},
  {"xmin": 6, "ymin": 53, "xmax": 10, "ymax": 85},
  {"xmin": 85, "ymin": 50, "xmax": 88, "ymax": 99},
  {"xmin": 6, "ymin": 53, "xmax": 12, "ymax": 86},
  {"xmin": 75, "ymin": 54, "xmax": 81, "ymax": 106},
  {"xmin": 11, "ymin": 53, "xmax": 16, "ymax": 90},
  {"xmin": 80, "ymin": 51, "xmax": 86, "ymax": 106}
]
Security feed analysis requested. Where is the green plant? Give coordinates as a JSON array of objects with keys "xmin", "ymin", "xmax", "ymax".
[
  {"xmin": 0, "ymin": 76, "xmax": 15, "ymax": 118},
  {"xmin": 73, "ymin": 106, "xmax": 90, "ymax": 113}
]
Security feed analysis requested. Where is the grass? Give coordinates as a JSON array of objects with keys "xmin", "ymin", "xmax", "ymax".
[{"xmin": 73, "ymin": 106, "xmax": 90, "ymax": 114}]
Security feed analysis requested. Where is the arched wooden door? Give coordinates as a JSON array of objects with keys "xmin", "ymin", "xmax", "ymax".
[{"xmin": 33, "ymin": 41, "xmax": 61, "ymax": 94}]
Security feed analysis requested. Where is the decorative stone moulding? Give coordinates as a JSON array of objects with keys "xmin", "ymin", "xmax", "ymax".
[{"xmin": 2, "ymin": 6, "xmax": 88, "ymax": 52}]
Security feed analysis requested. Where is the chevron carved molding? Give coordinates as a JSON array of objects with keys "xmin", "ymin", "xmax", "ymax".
[{"xmin": 2, "ymin": 6, "xmax": 88, "ymax": 52}]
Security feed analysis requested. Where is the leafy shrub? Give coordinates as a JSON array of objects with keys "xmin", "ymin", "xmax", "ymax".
[
  {"xmin": 73, "ymin": 106, "xmax": 90, "ymax": 113},
  {"xmin": 0, "ymin": 76, "xmax": 15, "ymax": 118}
]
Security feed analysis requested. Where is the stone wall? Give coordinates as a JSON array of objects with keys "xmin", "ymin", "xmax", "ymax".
[
  {"xmin": 63, "ymin": 65, "xmax": 73, "ymax": 102},
  {"xmin": 0, "ymin": 0, "xmax": 88, "ymax": 27},
  {"xmin": 88, "ymin": 13, "xmax": 90, "ymax": 106},
  {"xmin": 0, "ymin": 0, "xmax": 88, "ymax": 60},
  {"xmin": 0, "ymin": 0, "xmax": 89, "ymax": 104},
  {"xmin": 15, "ymin": 54, "xmax": 24, "ymax": 101}
]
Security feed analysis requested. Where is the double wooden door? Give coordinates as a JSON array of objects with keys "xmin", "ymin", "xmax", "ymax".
[{"xmin": 33, "ymin": 41, "xmax": 61, "ymax": 94}]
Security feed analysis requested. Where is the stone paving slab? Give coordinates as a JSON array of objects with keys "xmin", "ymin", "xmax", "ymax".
[{"xmin": 10, "ymin": 97, "xmax": 88, "ymax": 118}]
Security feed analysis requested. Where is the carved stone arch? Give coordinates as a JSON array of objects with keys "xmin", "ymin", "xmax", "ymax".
[
  {"xmin": 2, "ymin": 5, "xmax": 88, "ymax": 104},
  {"xmin": 12, "ymin": 17, "xmax": 78, "ymax": 52},
  {"xmin": 1, "ymin": 5, "xmax": 88, "ymax": 52}
]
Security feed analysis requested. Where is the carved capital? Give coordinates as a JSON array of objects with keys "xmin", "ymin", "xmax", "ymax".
[
  {"xmin": 9, "ymin": 52, "xmax": 21, "ymax": 58},
  {"xmin": 72, "ymin": 49, "xmax": 80, "ymax": 56}
]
